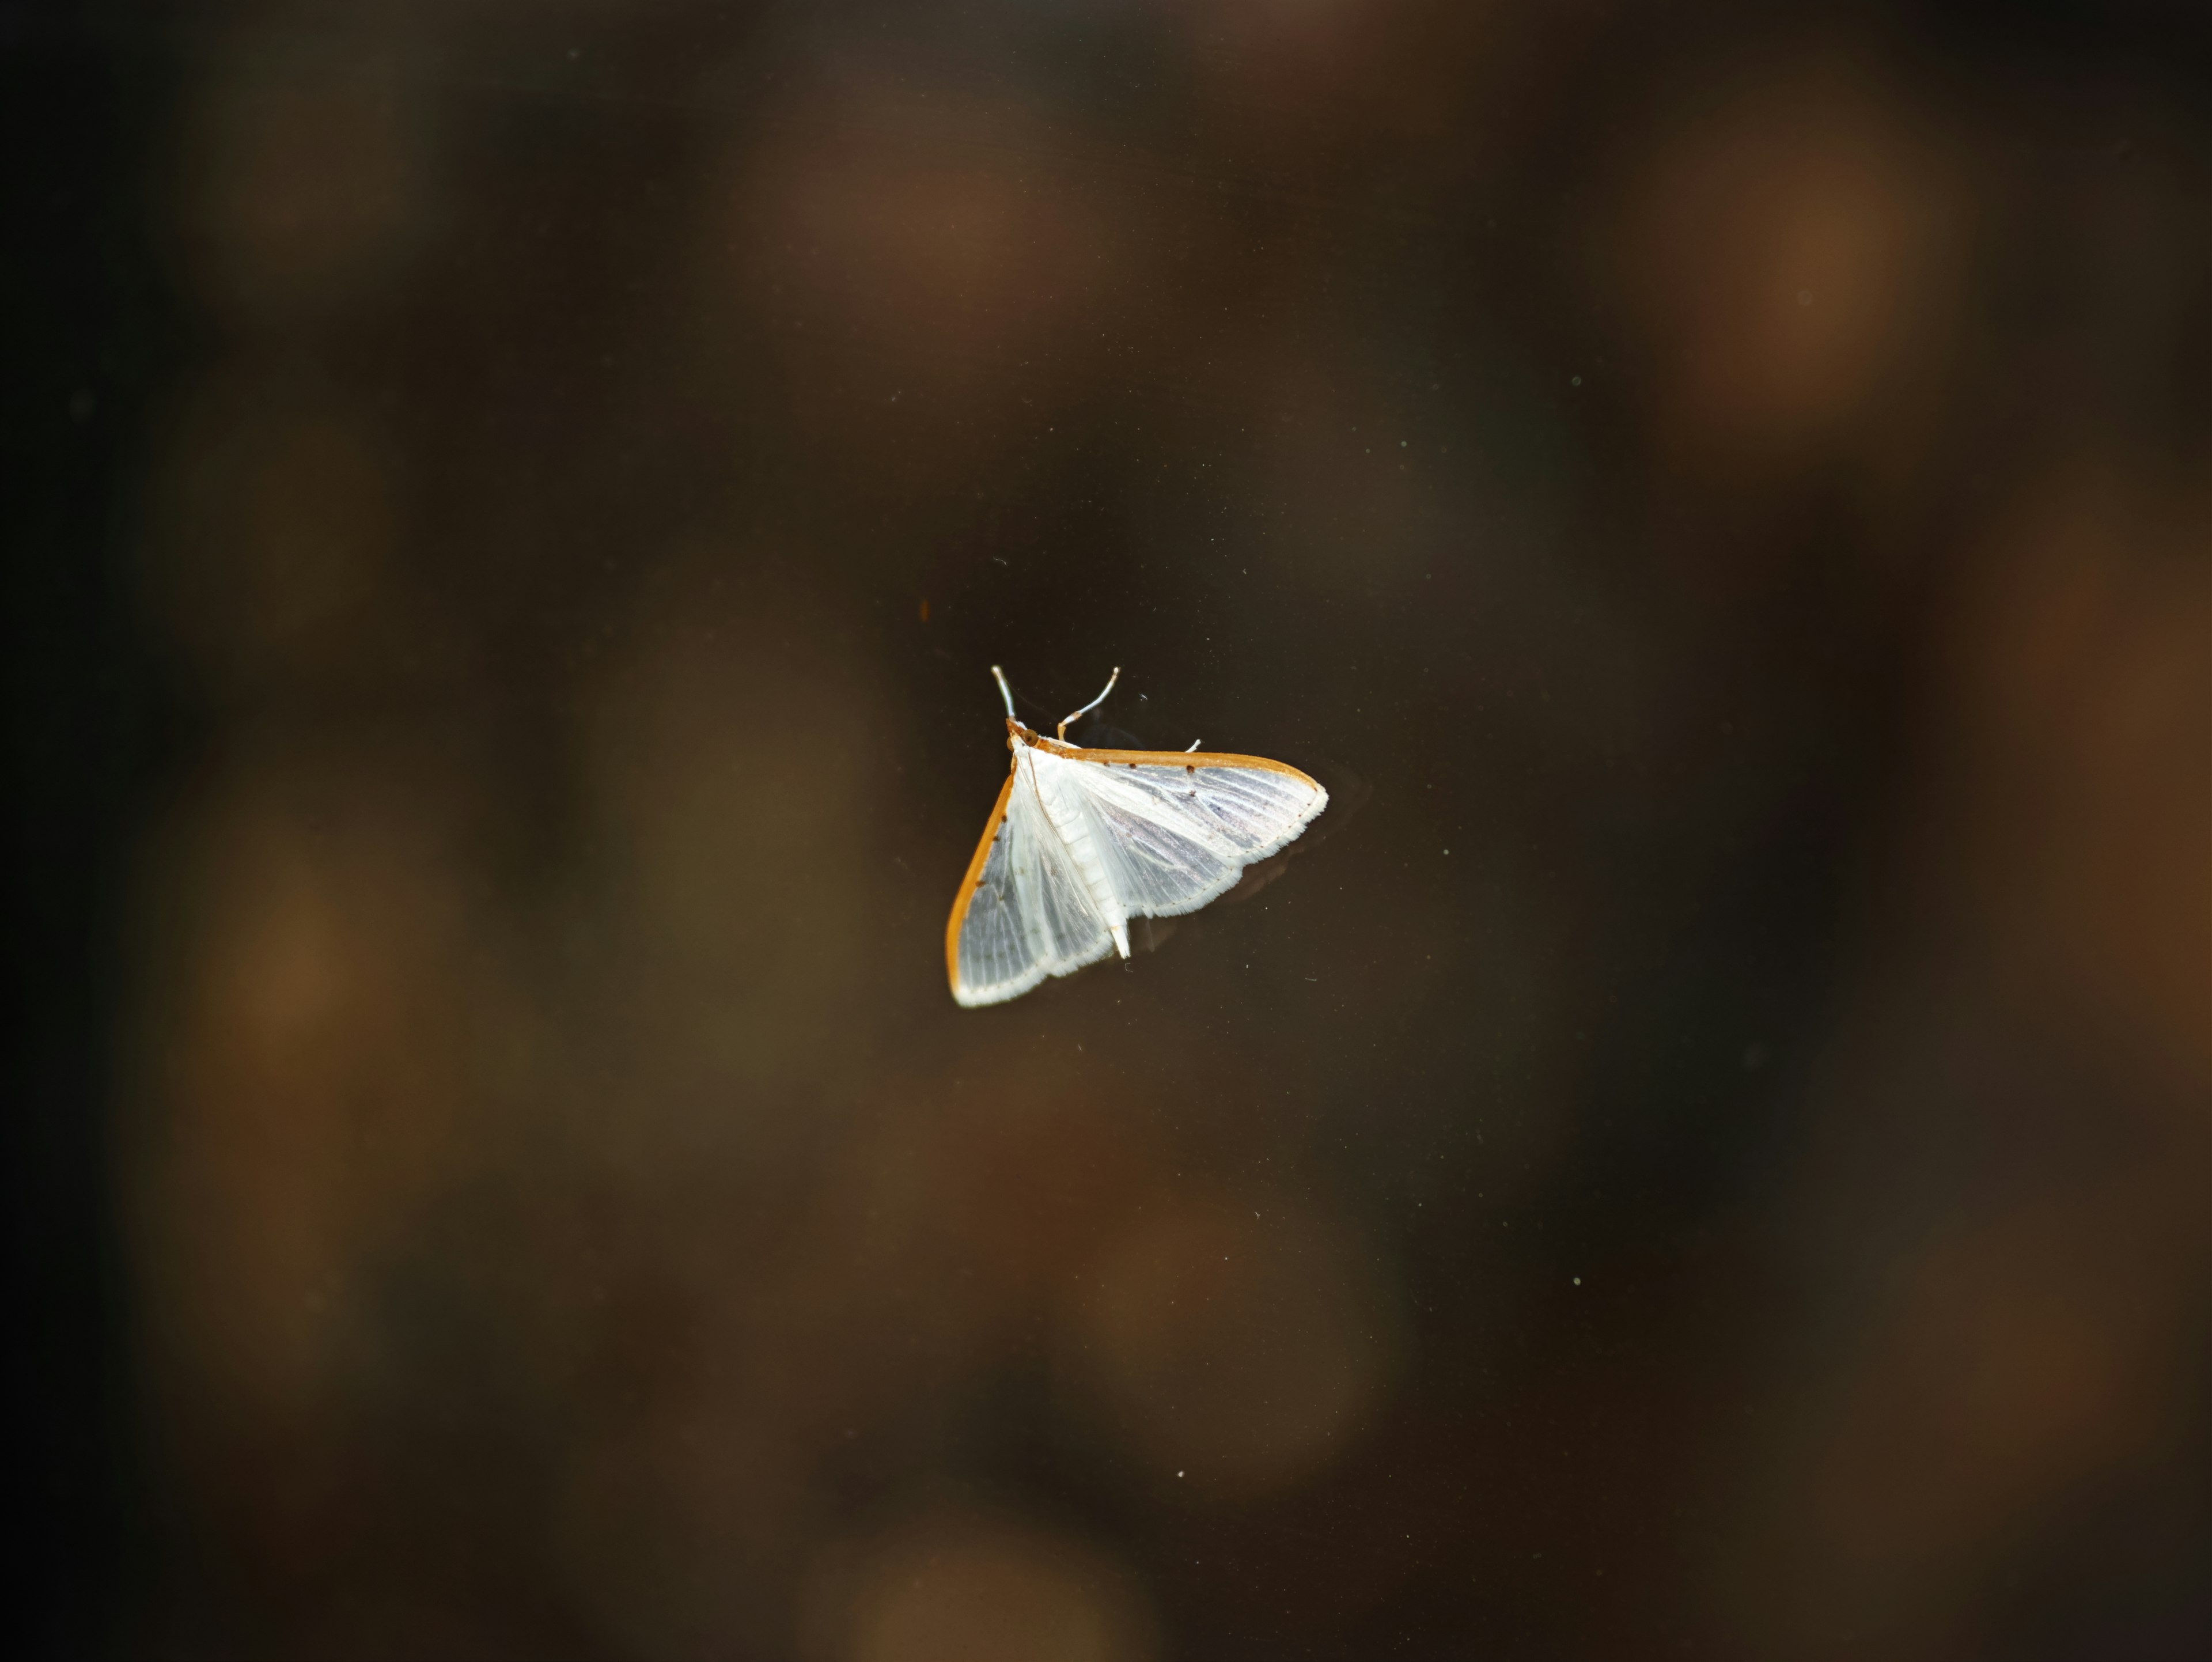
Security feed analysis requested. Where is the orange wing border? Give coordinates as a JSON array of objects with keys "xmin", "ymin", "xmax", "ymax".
[
  {"xmin": 1026, "ymin": 735, "xmax": 1321, "ymax": 789},
  {"xmin": 944, "ymin": 768, "xmax": 1017, "ymax": 997}
]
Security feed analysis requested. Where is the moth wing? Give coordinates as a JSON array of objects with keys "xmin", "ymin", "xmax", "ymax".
[
  {"xmin": 1061, "ymin": 752, "xmax": 1328, "ymax": 920},
  {"xmin": 947, "ymin": 767, "xmax": 1116, "ymax": 1006}
]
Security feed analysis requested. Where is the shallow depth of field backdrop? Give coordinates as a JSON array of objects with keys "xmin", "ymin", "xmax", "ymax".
[{"xmin": 19, "ymin": 1, "xmax": 2211, "ymax": 1658}]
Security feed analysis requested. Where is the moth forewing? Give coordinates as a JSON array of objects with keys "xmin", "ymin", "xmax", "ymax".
[
  {"xmin": 945, "ymin": 756, "xmax": 1116, "ymax": 1008},
  {"xmin": 1055, "ymin": 760, "xmax": 1266, "ymax": 919},
  {"xmin": 1067, "ymin": 750, "xmax": 1327, "ymax": 865},
  {"xmin": 944, "ymin": 774, "xmax": 1026, "ymax": 1006}
]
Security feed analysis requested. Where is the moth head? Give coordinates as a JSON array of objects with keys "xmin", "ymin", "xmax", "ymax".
[{"xmin": 1005, "ymin": 718, "xmax": 1037, "ymax": 749}]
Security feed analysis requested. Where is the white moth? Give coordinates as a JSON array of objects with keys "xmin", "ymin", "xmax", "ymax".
[{"xmin": 947, "ymin": 667, "xmax": 1328, "ymax": 1006}]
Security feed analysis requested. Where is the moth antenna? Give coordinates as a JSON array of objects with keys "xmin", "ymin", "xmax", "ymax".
[
  {"xmin": 990, "ymin": 665, "xmax": 1017, "ymax": 721},
  {"xmin": 1058, "ymin": 667, "xmax": 1120, "ymax": 742}
]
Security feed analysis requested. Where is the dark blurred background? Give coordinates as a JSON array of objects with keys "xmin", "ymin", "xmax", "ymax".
[{"xmin": 9, "ymin": 1, "xmax": 2208, "ymax": 1657}]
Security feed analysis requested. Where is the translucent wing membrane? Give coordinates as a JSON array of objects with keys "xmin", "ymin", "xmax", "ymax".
[
  {"xmin": 1057, "ymin": 755, "xmax": 1327, "ymax": 919},
  {"xmin": 948, "ymin": 741, "xmax": 1327, "ymax": 1005},
  {"xmin": 949, "ymin": 770, "xmax": 1116, "ymax": 1007}
]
